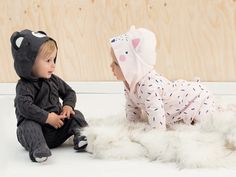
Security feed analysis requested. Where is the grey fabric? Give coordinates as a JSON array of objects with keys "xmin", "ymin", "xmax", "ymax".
[
  {"xmin": 15, "ymin": 75, "xmax": 77, "ymax": 126},
  {"xmin": 73, "ymin": 135, "xmax": 88, "ymax": 151},
  {"xmin": 17, "ymin": 110, "xmax": 87, "ymax": 155},
  {"xmin": 10, "ymin": 29, "xmax": 57, "ymax": 80},
  {"xmin": 10, "ymin": 29, "xmax": 75, "ymax": 126},
  {"xmin": 43, "ymin": 110, "xmax": 88, "ymax": 148},
  {"xmin": 16, "ymin": 120, "xmax": 51, "ymax": 156},
  {"xmin": 11, "ymin": 29, "xmax": 88, "ymax": 162}
]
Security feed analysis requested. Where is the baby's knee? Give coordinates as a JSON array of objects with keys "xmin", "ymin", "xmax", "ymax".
[
  {"xmin": 71, "ymin": 110, "xmax": 88, "ymax": 128},
  {"xmin": 73, "ymin": 110, "xmax": 85, "ymax": 119}
]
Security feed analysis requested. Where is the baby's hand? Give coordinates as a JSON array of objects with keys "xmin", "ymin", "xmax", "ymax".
[
  {"xmin": 61, "ymin": 105, "xmax": 75, "ymax": 118},
  {"xmin": 46, "ymin": 112, "xmax": 66, "ymax": 129}
]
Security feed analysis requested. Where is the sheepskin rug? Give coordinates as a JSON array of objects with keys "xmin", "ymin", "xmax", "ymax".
[{"xmin": 79, "ymin": 105, "xmax": 236, "ymax": 168}]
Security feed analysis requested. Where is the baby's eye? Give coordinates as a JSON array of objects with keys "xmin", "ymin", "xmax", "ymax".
[{"xmin": 125, "ymin": 51, "xmax": 128, "ymax": 54}]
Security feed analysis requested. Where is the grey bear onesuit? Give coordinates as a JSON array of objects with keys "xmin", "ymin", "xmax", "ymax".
[{"xmin": 10, "ymin": 29, "xmax": 88, "ymax": 162}]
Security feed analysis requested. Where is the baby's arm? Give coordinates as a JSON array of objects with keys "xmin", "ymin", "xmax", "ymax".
[
  {"xmin": 125, "ymin": 90, "xmax": 142, "ymax": 122},
  {"xmin": 54, "ymin": 75, "xmax": 76, "ymax": 109},
  {"xmin": 15, "ymin": 82, "xmax": 49, "ymax": 124},
  {"xmin": 143, "ymin": 88, "xmax": 166, "ymax": 130}
]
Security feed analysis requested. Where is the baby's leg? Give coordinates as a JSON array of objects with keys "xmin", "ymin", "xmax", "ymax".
[
  {"xmin": 194, "ymin": 92, "xmax": 215, "ymax": 123},
  {"xmin": 71, "ymin": 110, "xmax": 88, "ymax": 151},
  {"xmin": 181, "ymin": 90, "xmax": 215, "ymax": 125},
  {"xmin": 17, "ymin": 120, "xmax": 51, "ymax": 162},
  {"xmin": 43, "ymin": 110, "xmax": 88, "ymax": 149},
  {"xmin": 49, "ymin": 110, "xmax": 88, "ymax": 151},
  {"xmin": 71, "ymin": 110, "xmax": 88, "ymax": 128}
]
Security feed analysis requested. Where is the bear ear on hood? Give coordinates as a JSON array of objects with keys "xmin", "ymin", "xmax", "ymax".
[
  {"xmin": 37, "ymin": 31, "xmax": 47, "ymax": 35},
  {"xmin": 10, "ymin": 32, "xmax": 24, "ymax": 50},
  {"xmin": 32, "ymin": 31, "xmax": 47, "ymax": 38}
]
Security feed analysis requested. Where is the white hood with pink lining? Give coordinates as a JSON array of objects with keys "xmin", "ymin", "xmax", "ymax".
[
  {"xmin": 110, "ymin": 26, "xmax": 157, "ymax": 93},
  {"xmin": 109, "ymin": 27, "xmax": 215, "ymax": 129}
]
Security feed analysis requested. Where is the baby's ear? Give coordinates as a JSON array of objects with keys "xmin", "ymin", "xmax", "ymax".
[
  {"xmin": 10, "ymin": 32, "xmax": 24, "ymax": 50},
  {"xmin": 132, "ymin": 38, "xmax": 140, "ymax": 50}
]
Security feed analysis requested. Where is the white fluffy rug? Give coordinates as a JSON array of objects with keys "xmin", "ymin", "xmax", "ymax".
[{"xmin": 80, "ymin": 105, "xmax": 236, "ymax": 169}]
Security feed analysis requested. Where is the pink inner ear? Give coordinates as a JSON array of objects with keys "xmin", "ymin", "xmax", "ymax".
[{"xmin": 132, "ymin": 38, "xmax": 140, "ymax": 49}]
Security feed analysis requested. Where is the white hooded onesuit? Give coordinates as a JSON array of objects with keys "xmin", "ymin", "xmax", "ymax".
[{"xmin": 110, "ymin": 27, "xmax": 215, "ymax": 130}]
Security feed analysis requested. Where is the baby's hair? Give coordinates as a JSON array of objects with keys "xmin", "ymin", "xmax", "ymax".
[
  {"xmin": 110, "ymin": 47, "xmax": 119, "ymax": 65},
  {"xmin": 38, "ymin": 40, "xmax": 57, "ymax": 57}
]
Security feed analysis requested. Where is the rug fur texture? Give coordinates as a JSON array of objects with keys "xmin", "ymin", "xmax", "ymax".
[{"xmin": 78, "ymin": 105, "xmax": 236, "ymax": 168}]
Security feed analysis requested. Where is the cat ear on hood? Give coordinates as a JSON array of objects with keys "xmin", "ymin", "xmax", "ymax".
[
  {"xmin": 132, "ymin": 38, "xmax": 140, "ymax": 50},
  {"xmin": 129, "ymin": 26, "xmax": 141, "ymax": 50},
  {"xmin": 10, "ymin": 32, "xmax": 24, "ymax": 50},
  {"xmin": 129, "ymin": 25, "xmax": 136, "ymax": 31}
]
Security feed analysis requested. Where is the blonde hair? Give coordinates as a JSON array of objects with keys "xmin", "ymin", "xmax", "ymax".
[{"xmin": 38, "ymin": 40, "xmax": 57, "ymax": 57}]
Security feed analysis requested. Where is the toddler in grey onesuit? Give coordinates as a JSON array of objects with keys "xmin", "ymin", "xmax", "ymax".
[{"xmin": 10, "ymin": 29, "xmax": 88, "ymax": 162}]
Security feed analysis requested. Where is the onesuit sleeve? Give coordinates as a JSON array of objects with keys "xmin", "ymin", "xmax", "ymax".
[
  {"xmin": 15, "ymin": 82, "xmax": 48, "ymax": 124},
  {"xmin": 125, "ymin": 89, "xmax": 142, "ymax": 122}
]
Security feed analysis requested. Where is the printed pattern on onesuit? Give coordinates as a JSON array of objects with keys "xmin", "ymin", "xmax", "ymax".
[{"xmin": 125, "ymin": 70, "xmax": 215, "ymax": 130}]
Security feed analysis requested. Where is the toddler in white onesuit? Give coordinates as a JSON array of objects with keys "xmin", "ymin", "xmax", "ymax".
[{"xmin": 110, "ymin": 26, "xmax": 216, "ymax": 130}]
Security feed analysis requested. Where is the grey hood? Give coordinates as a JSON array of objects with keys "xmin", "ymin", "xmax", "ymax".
[{"xmin": 10, "ymin": 29, "xmax": 57, "ymax": 80}]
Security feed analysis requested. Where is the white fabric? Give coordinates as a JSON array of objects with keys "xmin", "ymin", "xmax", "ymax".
[
  {"xmin": 110, "ymin": 26, "xmax": 215, "ymax": 130},
  {"xmin": 110, "ymin": 26, "xmax": 156, "ymax": 93},
  {"xmin": 124, "ymin": 70, "xmax": 215, "ymax": 129},
  {"xmin": 82, "ymin": 108, "xmax": 236, "ymax": 168}
]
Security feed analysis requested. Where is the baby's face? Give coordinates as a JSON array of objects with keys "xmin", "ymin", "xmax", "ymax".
[
  {"xmin": 110, "ymin": 48, "xmax": 125, "ymax": 81},
  {"xmin": 31, "ymin": 48, "xmax": 57, "ymax": 79}
]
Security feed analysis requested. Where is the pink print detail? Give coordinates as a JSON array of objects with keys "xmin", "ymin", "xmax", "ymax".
[
  {"xmin": 119, "ymin": 55, "xmax": 126, "ymax": 62},
  {"xmin": 132, "ymin": 38, "xmax": 140, "ymax": 49}
]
